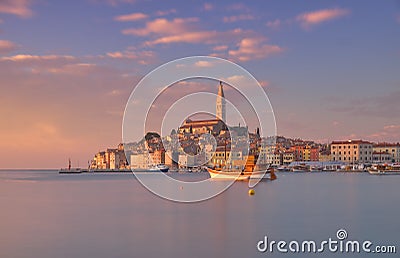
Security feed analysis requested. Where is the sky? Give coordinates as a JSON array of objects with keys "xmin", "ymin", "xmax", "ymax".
[{"xmin": 0, "ymin": 0, "xmax": 399, "ymax": 168}]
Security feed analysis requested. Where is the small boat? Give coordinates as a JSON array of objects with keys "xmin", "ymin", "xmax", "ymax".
[
  {"xmin": 277, "ymin": 165, "xmax": 289, "ymax": 172},
  {"xmin": 368, "ymin": 164, "xmax": 400, "ymax": 175},
  {"xmin": 291, "ymin": 165, "xmax": 309, "ymax": 172},
  {"xmin": 149, "ymin": 164, "xmax": 169, "ymax": 172},
  {"xmin": 207, "ymin": 169, "xmax": 249, "ymax": 180},
  {"xmin": 132, "ymin": 164, "xmax": 169, "ymax": 173},
  {"xmin": 207, "ymin": 166, "xmax": 276, "ymax": 181}
]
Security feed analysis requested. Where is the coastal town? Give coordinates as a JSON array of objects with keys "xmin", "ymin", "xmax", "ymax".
[{"xmin": 88, "ymin": 82, "xmax": 400, "ymax": 173}]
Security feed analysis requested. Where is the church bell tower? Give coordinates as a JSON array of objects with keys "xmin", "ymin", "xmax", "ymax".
[{"xmin": 216, "ymin": 81, "xmax": 226, "ymax": 122}]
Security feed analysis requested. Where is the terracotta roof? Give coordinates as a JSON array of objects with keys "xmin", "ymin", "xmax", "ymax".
[
  {"xmin": 180, "ymin": 119, "xmax": 221, "ymax": 128},
  {"xmin": 374, "ymin": 143, "xmax": 400, "ymax": 147}
]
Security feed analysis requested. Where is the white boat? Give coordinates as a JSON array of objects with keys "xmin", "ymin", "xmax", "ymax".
[
  {"xmin": 133, "ymin": 164, "xmax": 169, "ymax": 172},
  {"xmin": 207, "ymin": 167, "xmax": 276, "ymax": 181},
  {"xmin": 207, "ymin": 169, "xmax": 249, "ymax": 180},
  {"xmin": 368, "ymin": 164, "xmax": 400, "ymax": 175},
  {"xmin": 291, "ymin": 165, "xmax": 309, "ymax": 172}
]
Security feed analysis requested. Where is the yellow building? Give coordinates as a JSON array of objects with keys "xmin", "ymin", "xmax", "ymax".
[{"xmin": 373, "ymin": 143, "xmax": 400, "ymax": 163}]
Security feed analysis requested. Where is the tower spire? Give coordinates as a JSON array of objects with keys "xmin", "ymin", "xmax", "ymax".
[
  {"xmin": 216, "ymin": 81, "xmax": 226, "ymax": 122},
  {"xmin": 218, "ymin": 81, "xmax": 224, "ymax": 97}
]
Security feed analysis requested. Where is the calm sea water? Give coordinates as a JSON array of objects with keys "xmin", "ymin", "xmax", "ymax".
[{"xmin": 0, "ymin": 170, "xmax": 399, "ymax": 258}]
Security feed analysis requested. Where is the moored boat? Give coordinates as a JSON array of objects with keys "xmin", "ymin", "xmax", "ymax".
[
  {"xmin": 207, "ymin": 168, "xmax": 249, "ymax": 180},
  {"xmin": 291, "ymin": 165, "xmax": 309, "ymax": 172},
  {"xmin": 368, "ymin": 164, "xmax": 400, "ymax": 175},
  {"xmin": 207, "ymin": 167, "xmax": 276, "ymax": 181},
  {"xmin": 132, "ymin": 164, "xmax": 169, "ymax": 173}
]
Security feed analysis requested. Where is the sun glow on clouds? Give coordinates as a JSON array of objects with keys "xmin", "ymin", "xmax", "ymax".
[
  {"xmin": 120, "ymin": 15, "xmax": 283, "ymax": 62},
  {"xmin": 297, "ymin": 8, "xmax": 350, "ymax": 28},
  {"xmin": 1, "ymin": 54, "xmax": 75, "ymax": 62},
  {"xmin": 122, "ymin": 17, "xmax": 198, "ymax": 36},
  {"xmin": 194, "ymin": 60, "xmax": 214, "ymax": 67},
  {"xmin": 203, "ymin": 3, "xmax": 213, "ymax": 11},
  {"xmin": 228, "ymin": 37, "xmax": 284, "ymax": 62},
  {"xmin": 114, "ymin": 12, "xmax": 148, "ymax": 21},
  {"xmin": 0, "ymin": 40, "xmax": 17, "ymax": 53},
  {"xmin": 266, "ymin": 19, "xmax": 281, "ymax": 29},
  {"xmin": 155, "ymin": 9, "xmax": 177, "ymax": 16},
  {"xmin": 0, "ymin": 0, "xmax": 33, "ymax": 18},
  {"xmin": 365, "ymin": 125, "xmax": 400, "ymax": 142}
]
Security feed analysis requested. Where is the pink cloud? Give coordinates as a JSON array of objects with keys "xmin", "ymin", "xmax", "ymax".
[
  {"xmin": 194, "ymin": 60, "xmax": 214, "ymax": 67},
  {"xmin": 266, "ymin": 19, "xmax": 281, "ymax": 29},
  {"xmin": 212, "ymin": 45, "xmax": 228, "ymax": 51},
  {"xmin": 144, "ymin": 28, "xmax": 257, "ymax": 47},
  {"xmin": 155, "ymin": 9, "xmax": 177, "ymax": 16},
  {"xmin": 259, "ymin": 80, "xmax": 269, "ymax": 88},
  {"xmin": 227, "ymin": 3, "xmax": 250, "ymax": 12},
  {"xmin": 106, "ymin": 49, "xmax": 156, "ymax": 64},
  {"xmin": 223, "ymin": 14, "xmax": 255, "ymax": 23},
  {"xmin": 100, "ymin": 0, "xmax": 136, "ymax": 6},
  {"xmin": 228, "ymin": 37, "xmax": 284, "ymax": 62},
  {"xmin": 0, "ymin": 40, "xmax": 17, "ymax": 53},
  {"xmin": 122, "ymin": 17, "xmax": 198, "ymax": 36},
  {"xmin": 297, "ymin": 8, "xmax": 350, "ymax": 28},
  {"xmin": 383, "ymin": 125, "xmax": 400, "ymax": 131},
  {"xmin": 120, "ymin": 16, "xmax": 283, "ymax": 61},
  {"xmin": 114, "ymin": 12, "xmax": 148, "ymax": 22},
  {"xmin": 203, "ymin": 3, "xmax": 214, "ymax": 11},
  {"xmin": 145, "ymin": 31, "xmax": 217, "ymax": 45},
  {"xmin": 47, "ymin": 63, "xmax": 98, "ymax": 75},
  {"xmin": 0, "ymin": 0, "xmax": 33, "ymax": 18},
  {"xmin": 1, "ymin": 54, "xmax": 75, "ymax": 62},
  {"xmin": 366, "ymin": 125, "xmax": 400, "ymax": 142}
]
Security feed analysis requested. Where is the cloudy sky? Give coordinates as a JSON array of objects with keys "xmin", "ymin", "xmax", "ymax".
[{"xmin": 0, "ymin": 0, "xmax": 399, "ymax": 168}]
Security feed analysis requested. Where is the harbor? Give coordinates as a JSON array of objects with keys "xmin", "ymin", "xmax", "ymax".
[{"xmin": 2, "ymin": 169, "xmax": 399, "ymax": 258}]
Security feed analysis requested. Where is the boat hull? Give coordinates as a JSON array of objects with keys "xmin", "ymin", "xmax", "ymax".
[
  {"xmin": 207, "ymin": 168, "xmax": 275, "ymax": 181},
  {"xmin": 207, "ymin": 169, "xmax": 249, "ymax": 181},
  {"xmin": 368, "ymin": 169, "xmax": 400, "ymax": 175},
  {"xmin": 132, "ymin": 168, "xmax": 169, "ymax": 173}
]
